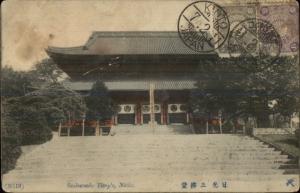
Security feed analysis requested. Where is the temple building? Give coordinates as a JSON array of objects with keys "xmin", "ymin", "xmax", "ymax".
[{"xmin": 46, "ymin": 31, "xmax": 219, "ymax": 125}]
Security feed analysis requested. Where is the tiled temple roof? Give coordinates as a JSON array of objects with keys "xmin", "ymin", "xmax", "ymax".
[
  {"xmin": 63, "ymin": 80, "xmax": 196, "ymax": 91},
  {"xmin": 46, "ymin": 31, "xmax": 217, "ymax": 55}
]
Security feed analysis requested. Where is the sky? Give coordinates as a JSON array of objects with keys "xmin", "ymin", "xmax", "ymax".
[
  {"xmin": 2, "ymin": 0, "xmax": 297, "ymax": 71},
  {"xmin": 2, "ymin": 0, "xmax": 194, "ymax": 71}
]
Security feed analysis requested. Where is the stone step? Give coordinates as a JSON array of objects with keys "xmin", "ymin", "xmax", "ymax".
[
  {"xmin": 15, "ymin": 161, "xmax": 293, "ymax": 170},
  {"xmin": 19, "ymin": 149, "xmax": 283, "ymax": 156},
  {"xmin": 7, "ymin": 166, "xmax": 286, "ymax": 176},
  {"xmin": 17, "ymin": 157, "xmax": 290, "ymax": 165},
  {"xmin": 49, "ymin": 135, "xmax": 263, "ymax": 140},
  {"xmin": 4, "ymin": 173, "xmax": 297, "ymax": 184},
  {"xmin": 33, "ymin": 138, "xmax": 265, "ymax": 143},
  {"xmin": 21, "ymin": 146, "xmax": 275, "ymax": 154},
  {"xmin": 16, "ymin": 158, "xmax": 292, "ymax": 168},
  {"xmin": 24, "ymin": 146, "xmax": 273, "ymax": 154},
  {"xmin": 18, "ymin": 152, "xmax": 289, "ymax": 159},
  {"xmin": 283, "ymin": 168, "xmax": 300, "ymax": 174},
  {"xmin": 18, "ymin": 144, "xmax": 278, "ymax": 150}
]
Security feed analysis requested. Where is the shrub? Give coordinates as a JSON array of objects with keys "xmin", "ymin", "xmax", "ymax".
[
  {"xmin": 19, "ymin": 107, "xmax": 52, "ymax": 145},
  {"xmin": 295, "ymin": 129, "xmax": 300, "ymax": 147},
  {"xmin": 42, "ymin": 107, "xmax": 65, "ymax": 131},
  {"xmin": 1, "ymin": 101, "xmax": 22, "ymax": 175},
  {"xmin": 222, "ymin": 121, "xmax": 235, "ymax": 133}
]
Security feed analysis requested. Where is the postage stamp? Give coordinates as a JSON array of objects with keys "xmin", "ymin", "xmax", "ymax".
[
  {"xmin": 228, "ymin": 18, "xmax": 282, "ymax": 71},
  {"xmin": 1, "ymin": 0, "xmax": 299, "ymax": 192},
  {"xmin": 258, "ymin": 3, "xmax": 299, "ymax": 54},
  {"xmin": 217, "ymin": 4, "xmax": 257, "ymax": 56}
]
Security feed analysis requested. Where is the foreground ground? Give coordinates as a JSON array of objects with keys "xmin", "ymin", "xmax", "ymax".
[{"xmin": 3, "ymin": 133, "xmax": 299, "ymax": 192}]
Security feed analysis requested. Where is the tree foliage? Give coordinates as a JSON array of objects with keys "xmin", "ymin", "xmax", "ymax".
[
  {"xmin": 27, "ymin": 83, "xmax": 86, "ymax": 127},
  {"xmin": 29, "ymin": 58, "xmax": 65, "ymax": 84},
  {"xmin": 85, "ymin": 80, "xmax": 116, "ymax": 121},
  {"xmin": 190, "ymin": 55, "xmax": 299, "ymax": 128},
  {"xmin": 1, "ymin": 66, "xmax": 33, "ymax": 98}
]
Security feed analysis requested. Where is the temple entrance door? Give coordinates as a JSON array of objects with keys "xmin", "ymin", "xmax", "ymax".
[
  {"xmin": 142, "ymin": 104, "xmax": 161, "ymax": 124},
  {"xmin": 117, "ymin": 104, "xmax": 136, "ymax": 124},
  {"xmin": 168, "ymin": 104, "xmax": 188, "ymax": 124}
]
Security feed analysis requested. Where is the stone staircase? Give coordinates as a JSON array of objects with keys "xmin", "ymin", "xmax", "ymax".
[
  {"xmin": 112, "ymin": 124, "xmax": 194, "ymax": 135},
  {"xmin": 3, "ymin": 134, "xmax": 299, "ymax": 192}
]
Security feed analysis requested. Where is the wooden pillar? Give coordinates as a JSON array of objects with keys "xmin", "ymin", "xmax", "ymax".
[
  {"xmin": 149, "ymin": 83, "xmax": 155, "ymax": 131},
  {"xmin": 115, "ymin": 115, "xmax": 118, "ymax": 125},
  {"xmin": 186, "ymin": 113, "xmax": 190, "ymax": 124},
  {"xmin": 167, "ymin": 104, "xmax": 170, "ymax": 125},
  {"xmin": 141, "ymin": 104, "xmax": 144, "ymax": 124},
  {"xmin": 136, "ymin": 103, "xmax": 141, "ymax": 125},
  {"xmin": 160, "ymin": 104, "xmax": 163, "ymax": 125},
  {"xmin": 163, "ymin": 103, "xmax": 167, "ymax": 125},
  {"xmin": 67, "ymin": 111, "xmax": 71, "ymax": 136},
  {"xmin": 134, "ymin": 110, "xmax": 137, "ymax": 125},
  {"xmin": 58, "ymin": 122, "xmax": 62, "ymax": 136},
  {"xmin": 140, "ymin": 103, "xmax": 143, "ymax": 125}
]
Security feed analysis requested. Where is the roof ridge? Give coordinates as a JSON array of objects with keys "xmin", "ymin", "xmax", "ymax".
[
  {"xmin": 89, "ymin": 31, "xmax": 179, "ymax": 38},
  {"xmin": 84, "ymin": 31, "xmax": 180, "ymax": 48}
]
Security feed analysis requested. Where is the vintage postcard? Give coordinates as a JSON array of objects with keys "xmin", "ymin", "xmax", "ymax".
[{"xmin": 1, "ymin": 0, "xmax": 299, "ymax": 192}]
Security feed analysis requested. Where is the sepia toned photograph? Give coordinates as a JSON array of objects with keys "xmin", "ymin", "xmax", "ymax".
[{"xmin": 1, "ymin": 0, "xmax": 299, "ymax": 192}]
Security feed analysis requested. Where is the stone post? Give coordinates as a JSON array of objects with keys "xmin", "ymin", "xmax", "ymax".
[
  {"xmin": 82, "ymin": 119, "xmax": 85, "ymax": 136},
  {"xmin": 58, "ymin": 122, "xmax": 62, "ymax": 136},
  {"xmin": 95, "ymin": 121, "xmax": 100, "ymax": 136}
]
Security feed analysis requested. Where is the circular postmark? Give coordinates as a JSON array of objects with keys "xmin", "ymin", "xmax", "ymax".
[
  {"xmin": 228, "ymin": 18, "xmax": 282, "ymax": 71},
  {"xmin": 178, "ymin": 1, "xmax": 230, "ymax": 52}
]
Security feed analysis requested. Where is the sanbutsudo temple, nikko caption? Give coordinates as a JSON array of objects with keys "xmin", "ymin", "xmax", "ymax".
[{"xmin": 46, "ymin": 31, "xmax": 220, "ymax": 131}]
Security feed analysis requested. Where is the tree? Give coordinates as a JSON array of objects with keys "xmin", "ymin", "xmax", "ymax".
[
  {"xmin": 189, "ymin": 57, "xmax": 246, "ymax": 132},
  {"xmin": 27, "ymin": 83, "xmax": 86, "ymax": 129},
  {"xmin": 1, "ymin": 66, "xmax": 33, "ymax": 98},
  {"xmin": 239, "ymin": 55, "xmax": 299, "ymax": 127},
  {"xmin": 29, "ymin": 58, "xmax": 65, "ymax": 85},
  {"xmin": 190, "ymin": 55, "xmax": 299, "ymax": 129},
  {"xmin": 85, "ymin": 80, "xmax": 116, "ymax": 121}
]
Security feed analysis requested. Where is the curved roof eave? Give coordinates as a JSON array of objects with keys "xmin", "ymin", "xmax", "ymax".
[
  {"xmin": 46, "ymin": 31, "xmax": 220, "ymax": 56},
  {"xmin": 46, "ymin": 46, "xmax": 88, "ymax": 55}
]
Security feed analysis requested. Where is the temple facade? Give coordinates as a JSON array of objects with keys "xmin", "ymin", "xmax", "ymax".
[{"xmin": 46, "ymin": 31, "xmax": 219, "ymax": 125}]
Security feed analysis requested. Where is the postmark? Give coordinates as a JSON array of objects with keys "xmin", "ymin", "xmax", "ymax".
[
  {"xmin": 228, "ymin": 18, "xmax": 282, "ymax": 71},
  {"xmin": 177, "ymin": 1, "xmax": 230, "ymax": 52}
]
